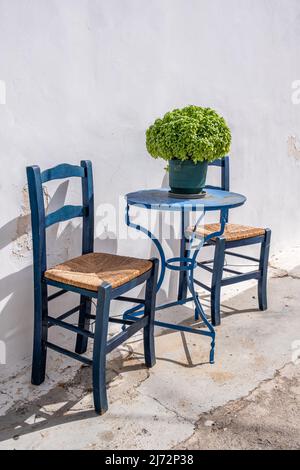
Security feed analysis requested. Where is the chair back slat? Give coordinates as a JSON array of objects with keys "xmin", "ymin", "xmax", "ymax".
[
  {"xmin": 27, "ymin": 165, "xmax": 47, "ymax": 277},
  {"xmin": 81, "ymin": 161, "xmax": 94, "ymax": 254},
  {"xmin": 41, "ymin": 163, "xmax": 85, "ymax": 183},
  {"xmin": 207, "ymin": 156, "xmax": 230, "ymax": 222},
  {"xmin": 26, "ymin": 160, "xmax": 94, "ymax": 275},
  {"xmin": 208, "ymin": 159, "xmax": 224, "ymax": 168},
  {"xmin": 45, "ymin": 205, "xmax": 86, "ymax": 228},
  {"xmin": 207, "ymin": 156, "xmax": 230, "ymax": 191}
]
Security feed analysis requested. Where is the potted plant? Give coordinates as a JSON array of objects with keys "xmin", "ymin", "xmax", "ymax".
[{"xmin": 146, "ymin": 105, "xmax": 231, "ymax": 195}]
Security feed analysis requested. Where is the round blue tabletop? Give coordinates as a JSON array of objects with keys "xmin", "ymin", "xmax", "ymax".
[{"xmin": 126, "ymin": 188, "xmax": 246, "ymax": 212}]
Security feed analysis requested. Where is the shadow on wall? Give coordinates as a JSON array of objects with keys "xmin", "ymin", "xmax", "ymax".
[
  {"xmin": 0, "ymin": 172, "xmax": 179, "ymax": 372},
  {"xmin": 0, "ymin": 180, "xmax": 117, "ymax": 372}
]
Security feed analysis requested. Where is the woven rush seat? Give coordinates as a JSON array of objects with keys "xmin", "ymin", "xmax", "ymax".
[
  {"xmin": 187, "ymin": 223, "xmax": 266, "ymax": 242},
  {"xmin": 45, "ymin": 252, "xmax": 153, "ymax": 291}
]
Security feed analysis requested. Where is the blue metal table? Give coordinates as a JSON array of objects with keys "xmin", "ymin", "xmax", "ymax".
[{"xmin": 124, "ymin": 188, "xmax": 246, "ymax": 363}]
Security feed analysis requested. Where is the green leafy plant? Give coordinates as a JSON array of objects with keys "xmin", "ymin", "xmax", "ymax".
[{"xmin": 146, "ymin": 105, "xmax": 231, "ymax": 164}]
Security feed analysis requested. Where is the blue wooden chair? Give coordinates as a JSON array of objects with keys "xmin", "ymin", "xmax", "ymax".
[
  {"xmin": 26, "ymin": 161, "xmax": 158, "ymax": 414},
  {"xmin": 190, "ymin": 156, "xmax": 271, "ymax": 326}
]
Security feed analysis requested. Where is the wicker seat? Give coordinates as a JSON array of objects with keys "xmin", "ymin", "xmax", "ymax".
[
  {"xmin": 187, "ymin": 223, "xmax": 266, "ymax": 242},
  {"xmin": 45, "ymin": 252, "xmax": 153, "ymax": 291}
]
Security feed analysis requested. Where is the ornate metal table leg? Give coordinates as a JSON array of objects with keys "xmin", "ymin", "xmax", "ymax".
[
  {"xmin": 178, "ymin": 208, "xmax": 189, "ymax": 302},
  {"xmin": 124, "ymin": 203, "xmax": 227, "ymax": 365},
  {"xmin": 188, "ymin": 267, "xmax": 216, "ymax": 363},
  {"xmin": 186, "ymin": 209, "xmax": 228, "ymax": 362},
  {"xmin": 123, "ymin": 204, "xmax": 166, "ymax": 320}
]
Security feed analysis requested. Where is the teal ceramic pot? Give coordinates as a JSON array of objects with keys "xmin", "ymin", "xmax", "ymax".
[{"xmin": 169, "ymin": 159, "xmax": 208, "ymax": 194}]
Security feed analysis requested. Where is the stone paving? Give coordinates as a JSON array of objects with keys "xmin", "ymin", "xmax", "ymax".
[{"xmin": 0, "ymin": 249, "xmax": 299, "ymax": 449}]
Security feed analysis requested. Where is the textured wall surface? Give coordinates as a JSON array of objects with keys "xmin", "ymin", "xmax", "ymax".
[{"xmin": 0, "ymin": 0, "xmax": 300, "ymax": 375}]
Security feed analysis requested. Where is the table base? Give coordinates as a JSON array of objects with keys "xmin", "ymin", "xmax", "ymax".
[{"xmin": 124, "ymin": 296, "xmax": 215, "ymax": 364}]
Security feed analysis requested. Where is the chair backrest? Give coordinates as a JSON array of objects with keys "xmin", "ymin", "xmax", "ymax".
[
  {"xmin": 206, "ymin": 156, "xmax": 230, "ymax": 222},
  {"xmin": 206, "ymin": 156, "xmax": 230, "ymax": 191},
  {"xmin": 26, "ymin": 161, "xmax": 94, "ymax": 278}
]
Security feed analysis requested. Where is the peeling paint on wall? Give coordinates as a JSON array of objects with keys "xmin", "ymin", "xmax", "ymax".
[
  {"xmin": 287, "ymin": 135, "xmax": 300, "ymax": 162},
  {"xmin": 12, "ymin": 185, "xmax": 50, "ymax": 258}
]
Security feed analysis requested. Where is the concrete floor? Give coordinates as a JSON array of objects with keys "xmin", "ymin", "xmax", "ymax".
[{"xmin": 0, "ymin": 248, "xmax": 299, "ymax": 450}]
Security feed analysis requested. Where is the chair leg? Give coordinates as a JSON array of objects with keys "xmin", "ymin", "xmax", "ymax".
[
  {"xmin": 211, "ymin": 237, "xmax": 226, "ymax": 326},
  {"xmin": 92, "ymin": 283, "xmax": 111, "ymax": 415},
  {"xmin": 144, "ymin": 259, "xmax": 159, "ymax": 368},
  {"xmin": 75, "ymin": 295, "xmax": 92, "ymax": 354},
  {"xmin": 258, "ymin": 229, "xmax": 271, "ymax": 311},
  {"xmin": 31, "ymin": 282, "xmax": 48, "ymax": 385}
]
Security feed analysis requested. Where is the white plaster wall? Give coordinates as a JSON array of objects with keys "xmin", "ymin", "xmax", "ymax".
[{"xmin": 0, "ymin": 0, "xmax": 300, "ymax": 376}]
